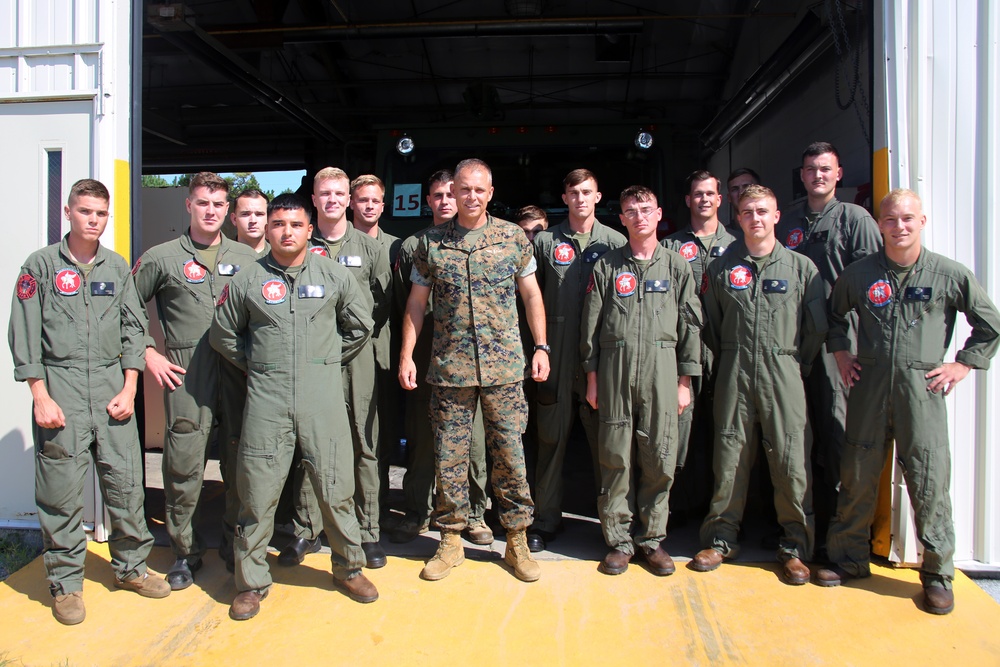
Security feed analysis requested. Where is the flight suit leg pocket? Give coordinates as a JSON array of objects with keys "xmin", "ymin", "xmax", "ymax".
[
  {"xmin": 238, "ymin": 449, "xmax": 281, "ymax": 515},
  {"xmin": 95, "ymin": 437, "xmax": 139, "ymax": 511}
]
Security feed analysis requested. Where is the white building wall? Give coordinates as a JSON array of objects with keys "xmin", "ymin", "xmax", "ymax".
[
  {"xmin": 877, "ymin": 0, "xmax": 1000, "ymax": 569},
  {"xmin": 0, "ymin": 0, "xmax": 133, "ymax": 533}
]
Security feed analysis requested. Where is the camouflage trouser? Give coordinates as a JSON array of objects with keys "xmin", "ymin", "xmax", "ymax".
[{"xmin": 431, "ymin": 383, "xmax": 533, "ymax": 532}]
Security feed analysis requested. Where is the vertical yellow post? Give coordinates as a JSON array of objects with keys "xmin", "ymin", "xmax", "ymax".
[{"xmin": 114, "ymin": 159, "xmax": 131, "ymax": 262}]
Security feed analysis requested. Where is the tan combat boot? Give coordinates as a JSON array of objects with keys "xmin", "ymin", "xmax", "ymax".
[
  {"xmin": 420, "ymin": 531, "xmax": 465, "ymax": 581},
  {"xmin": 505, "ymin": 530, "xmax": 541, "ymax": 582},
  {"xmin": 53, "ymin": 590, "xmax": 85, "ymax": 625}
]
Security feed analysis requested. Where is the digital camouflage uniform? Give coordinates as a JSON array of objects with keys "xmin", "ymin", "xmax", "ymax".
[
  {"xmin": 532, "ymin": 219, "xmax": 626, "ymax": 533},
  {"xmin": 133, "ymin": 231, "xmax": 259, "ymax": 560},
  {"xmin": 210, "ymin": 252, "xmax": 374, "ymax": 591},
  {"xmin": 9, "ymin": 237, "xmax": 154, "ymax": 595},
  {"xmin": 661, "ymin": 224, "xmax": 736, "ymax": 515},
  {"xmin": 411, "ymin": 214, "xmax": 535, "ymax": 532},
  {"xmin": 290, "ymin": 226, "xmax": 390, "ymax": 544},
  {"xmin": 699, "ymin": 240, "xmax": 828, "ymax": 562},
  {"xmin": 395, "ymin": 229, "xmax": 489, "ymax": 526},
  {"xmin": 825, "ymin": 248, "xmax": 1000, "ymax": 586},
  {"xmin": 580, "ymin": 244, "xmax": 702, "ymax": 555},
  {"xmin": 775, "ymin": 198, "xmax": 881, "ymax": 534}
]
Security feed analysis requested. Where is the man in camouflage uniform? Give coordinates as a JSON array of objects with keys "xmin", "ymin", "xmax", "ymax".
[
  {"xmin": 134, "ymin": 172, "xmax": 259, "ymax": 588},
  {"xmin": 278, "ymin": 167, "xmax": 392, "ymax": 569},
  {"xmin": 529, "ymin": 169, "xmax": 626, "ymax": 552},
  {"xmin": 775, "ymin": 142, "xmax": 881, "ymax": 553},
  {"xmin": 691, "ymin": 185, "xmax": 827, "ymax": 586},
  {"xmin": 815, "ymin": 189, "xmax": 1000, "ymax": 615},
  {"xmin": 661, "ymin": 170, "xmax": 736, "ymax": 520},
  {"xmin": 392, "ymin": 170, "xmax": 493, "ymax": 545},
  {"xmin": 211, "ymin": 194, "xmax": 378, "ymax": 621},
  {"xmin": 399, "ymin": 159, "xmax": 550, "ymax": 582},
  {"xmin": 582, "ymin": 185, "xmax": 702, "ymax": 576},
  {"xmin": 9, "ymin": 179, "xmax": 171, "ymax": 625}
]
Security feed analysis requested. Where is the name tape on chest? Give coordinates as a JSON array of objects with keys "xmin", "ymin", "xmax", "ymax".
[
  {"xmin": 338, "ymin": 255, "xmax": 363, "ymax": 268},
  {"xmin": 867, "ymin": 280, "xmax": 892, "ymax": 307},
  {"xmin": 91, "ymin": 281, "xmax": 115, "ymax": 296},
  {"xmin": 54, "ymin": 268, "xmax": 82, "ymax": 296},
  {"xmin": 298, "ymin": 284, "xmax": 326, "ymax": 298},
  {"xmin": 728, "ymin": 265, "xmax": 753, "ymax": 290},
  {"xmin": 583, "ymin": 250, "xmax": 603, "ymax": 263},
  {"xmin": 710, "ymin": 245, "xmax": 727, "ymax": 257},
  {"xmin": 645, "ymin": 279, "xmax": 670, "ymax": 292},
  {"xmin": 217, "ymin": 263, "xmax": 239, "ymax": 276},
  {"xmin": 762, "ymin": 279, "xmax": 787, "ymax": 294},
  {"xmin": 904, "ymin": 286, "xmax": 932, "ymax": 301}
]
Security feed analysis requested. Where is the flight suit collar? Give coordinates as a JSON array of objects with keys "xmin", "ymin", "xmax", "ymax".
[
  {"xmin": 263, "ymin": 250, "xmax": 313, "ymax": 278},
  {"xmin": 874, "ymin": 246, "xmax": 929, "ymax": 273},
  {"xmin": 178, "ymin": 228, "xmax": 238, "ymax": 265},
  {"xmin": 621, "ymin": 241, "xmax": 668, "ymax": 267},
  {"xmin": 310, "ymin": 223, "xmax": 357, "ymax": 250},
  {"xmin": 58, "ymin": 234, "xmax": 111, "ymax": 268},
  {"xmin": 553, "ymin": 218, "xmax": 612, "ymax": 248},
  {"xmin": 731, "ymin": 237, "xmax": 788, "ymax": 270}
]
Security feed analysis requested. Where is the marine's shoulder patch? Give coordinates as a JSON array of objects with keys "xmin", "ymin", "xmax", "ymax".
[{"xmin": 16, "ymin": 273, "xmax": 37, "ymax": 300}]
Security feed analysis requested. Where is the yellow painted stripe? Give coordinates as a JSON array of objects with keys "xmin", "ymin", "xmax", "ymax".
[
  {"xmin": 114, "ymin": 159, "xmax": 131, "ymax": 262},
  {"xmin": 873, "ymin": 146, "xmax": 890, "ymax": 218}
]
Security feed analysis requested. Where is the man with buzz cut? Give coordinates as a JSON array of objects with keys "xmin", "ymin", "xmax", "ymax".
[
  {"xmin": 212, "ymin": 193, "xmax": 378, "ymax": 621},
  {"xmin": 230, "ymin": 189, "xmax": 269, "ymax": 256},
  {"xmin": 691, "ymin": 184, "xmax": 827, "ymax": 586},
  {"xmin": 662, "ymin": 170, "xmax": 736, "ymax": 520},
  {"xmin": 400, "ymin": 158, "xmax": 549, "ymax": 583},
  {"xmin": 815, "ymin": 189, "xmax": 1000, "ymax": 615},
  {"xmin": 582, "ymin": 185, "xmax": 701, "ymax": 576},
  {"xmin": 277, "ymin": 166, "xmax": 392, "ymax": 570},
  {"xmin": 134, "ymin": 172, "xmax": 259, "ymax": 589},
  {"xmin": 10, "ymin": 178, "xmax": 172, "ymax": 625},
  {"xmin": 391, "ymin": 170, "xmax": 493, "ymax": 546},
  {"xmin": 775, "ymin": 141, "xmax": 881, "ymax": 555},
  {"xmin": 529, "ymin": 168, "xmax": 626, "ymax": 552}
]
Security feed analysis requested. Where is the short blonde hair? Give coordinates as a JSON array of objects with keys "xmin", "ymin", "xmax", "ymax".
[
  {"xmin": 737, "ymin": 183, "xmax": 777, "ymax": 207},
  {"xmin": 351, "ymin": 174, "xmax": 385, "ymax": 195},
  {"xmin": 314, "ymin": 167, "xmax": 349, "ymax": 186},
  {"xmin": 880, "ymin": 187, "xmax": 921, "ymax": 211}
]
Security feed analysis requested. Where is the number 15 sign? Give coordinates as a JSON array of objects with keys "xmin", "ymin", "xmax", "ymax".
[{"xmin": 392, "ymin": 183, "xmax": 422, "ymax": 217}]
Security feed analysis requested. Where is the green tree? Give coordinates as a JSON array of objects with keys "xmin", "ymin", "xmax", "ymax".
[{"xmin": 141, "ymin": 174, "xmax": 172, "ymax": 188}]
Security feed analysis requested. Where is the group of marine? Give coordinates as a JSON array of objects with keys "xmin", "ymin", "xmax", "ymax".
[{"xmin": 10, "ymin": 141, "xmax": 1000, "ymax": 626}]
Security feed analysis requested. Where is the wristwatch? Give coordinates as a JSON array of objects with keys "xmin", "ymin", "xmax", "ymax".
[{"xmin": 534, "ymin": 344, "xmax": 551, "ymax": 354}]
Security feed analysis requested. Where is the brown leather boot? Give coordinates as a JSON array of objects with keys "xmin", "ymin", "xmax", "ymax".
[
  {"xmin": 421, "ymin": 531, "xmax": 465, "ymax": 581},
  {"xmin": 504, "ymin": 530, "xmax": 541, "ymax": 582},
  {"xmin": 229, "ymin": 589, "xmax": 268, "ymax": 621},
  {"xmin": 335, "ymin": 572, "xmax": 379, "ymax": 603},
  {"xmin": 690, "ymin": 548, "xmax": 725, "ymax": 572},
  {"xmin": 923, "ymin": 585, "xmax": 955, "ymax": 615}
]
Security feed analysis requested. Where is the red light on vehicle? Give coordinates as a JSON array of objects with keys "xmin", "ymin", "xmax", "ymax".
[
  {"xmin": 545, "ymin": 126, "xmax": 557, "ymax": 133},
  {"xmin": 488, "ymin": 127, "xmax": 500, "ymax": 135},
  {"xmin": 389, "ymin": 129, "xmax": 401, "ymax": 137},
  {"xmin": 517, "ymin": 126, "xmax": 529, "ymax": 134}
]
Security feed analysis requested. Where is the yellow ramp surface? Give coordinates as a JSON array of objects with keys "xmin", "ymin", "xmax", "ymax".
[{"xmin": 2, "ymin": 544, "xmax": 999, "ymax": 666}]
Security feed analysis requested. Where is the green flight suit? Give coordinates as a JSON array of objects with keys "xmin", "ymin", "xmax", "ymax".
[
  {"xmin": 580, "ymin": 244, "xmax": 702, "ymax": 555},
  {"xmin": 410, "ymin": 215, "xmax": 535, "ymax": 532},
  {"xmin": 776, "ymin": 198, "xmax": 881, "ymax": 534},
  {"xmin": 134, "ymin": 231, "xmax": 259, "ymax": 559},
  {"xmin": 825, "ymin": 248, "xmax": 1000, "ymax": 586},
  {"xmin": 395, "ymin": 229, "xmax": 488, "ymax": 525},
  {"xmin": 699, "ymin": 240, "xmax": 828, "ymax": 561},
  {"xmin": 661, "ymin": 224, "xmax": 736, "ymax": 516},
  {"xmin": 291, "ymin": 227, "xmax": 390, "ymax": 544},
  {"xmin": 9, "ymin": 237, "xmax": 154, "ymax": 595},
  {"xmin": 210, "ymin": 252, "xmax": 374, "ymax": 590},
  {"xmin": 532, "ymin": 219, "xmax": 626, "ymax": 533},
  {"xmin": 373, "ymin": 228, "xmax": 402, "ymax": 518}
]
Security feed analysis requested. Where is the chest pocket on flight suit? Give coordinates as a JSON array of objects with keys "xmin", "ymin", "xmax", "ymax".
[
  {"xmin": 903, "ymin": 288, "xmax": 946, "ymax": 370},
  {"xmin": 42, "ymin": 282, "xmax": 82, "ymax": 362}
]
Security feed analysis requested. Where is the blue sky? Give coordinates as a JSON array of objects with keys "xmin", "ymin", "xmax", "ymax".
[{"xmin": 155, "ymin": 170, "xmax": 307, "ymax": 194}]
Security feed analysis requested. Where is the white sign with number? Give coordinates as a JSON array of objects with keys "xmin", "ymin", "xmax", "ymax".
[{"xmin": 392, "ymin": 183, "xmax": 422, "ymax": 217}]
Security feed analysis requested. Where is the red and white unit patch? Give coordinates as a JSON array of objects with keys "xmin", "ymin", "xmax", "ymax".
[
  {"xmin": 54, "ymin": 268, "xmax": 81, "ymax": 296},
  {"xmin": 16, "ymin": 274, "xmax": 37, "ymax": 300},
  {"xmin": 867, "ymin": 279, "xmax": 892, "ymax": 307},
  {"xmin": 728, "ymin": 265, "xmax": 753, "ymax": 290},
  {"xmin": 785, "ymin": 228, "xmax": 805, "ymax": 249},
  {"xmin": 262, "ymin": 279, "xmax": 288, "ymax": 304},
  {"xmin": 183, "ymin": 259, "xmax": 208, "ymax": 283},
  {"xmin": 309, "ymin": 246, "xmax": 328, "ymax": 257},
  {"xmin": 678, "ymin": 241, "xmax": 699, "ymax": 262},
  {"xmin": 553, "ymin": 242, "xmax": 575, "ymax": 265},
  {"xmin": 615, "ymin": 271, "xmax": 637, "ymax": 297}
]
